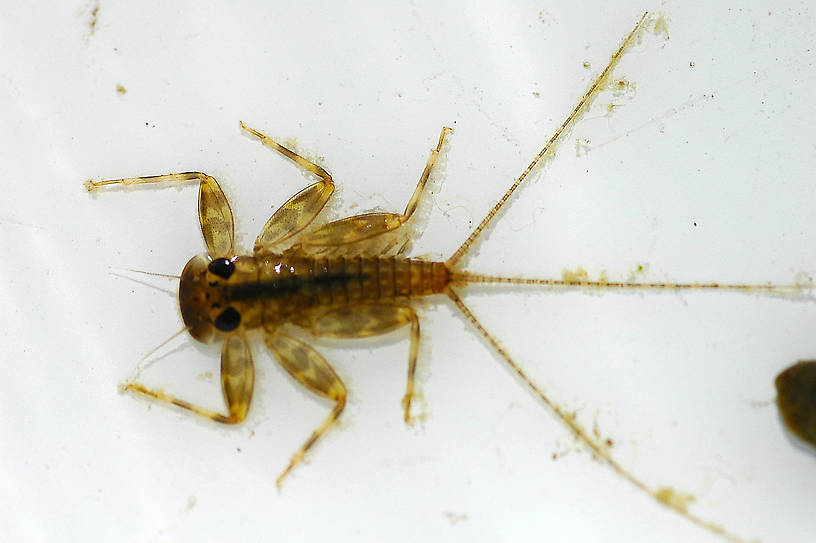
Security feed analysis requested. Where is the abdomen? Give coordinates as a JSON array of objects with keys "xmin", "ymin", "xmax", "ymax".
[{"xmin": 252, "ymin": 254, "xmax": 449, "ymax": 327}]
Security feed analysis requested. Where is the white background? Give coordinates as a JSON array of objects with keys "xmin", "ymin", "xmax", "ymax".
[{"xmin": 1, "ymin": 1, "xmax": 815, "ymax": 542}]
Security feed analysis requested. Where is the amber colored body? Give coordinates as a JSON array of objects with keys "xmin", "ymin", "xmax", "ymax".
[
  {"xmin": 180, "ymin": 252, "xmax": 449, "ymax": 343},
  {"xmin": 89, "ymin": 119, "xmax": 459, "ymax": 486}
]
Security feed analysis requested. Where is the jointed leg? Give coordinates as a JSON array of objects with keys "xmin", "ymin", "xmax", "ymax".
[
  {"xmin": 87, "ymin": 171, "xmax": 235, "ymax": 258},
  {"xmin": 240, "ymin": 122, "xmax": 337, "ymax": 251},
  {"xmin": 264, "ymin": 329, "xmax": 347, "ymax": 487},
  {"xmin": 403, "ymin": 125, "xmax": 453, "ymax": 219},
  {"xmin": 87, "ymin": 171, "xmax": 215, "ymax": 190},
  {"xmin": 402, "ymin": 313, "xmax": 421, "ymax": 424},
  {"xmin": 312, "ymin": 304, "xmax": 421, "ymax": 424},
  {"xmin": 122, "ymin": 334, "xmax": 254, "ymax": 424},
  {"xmin": 241, "ymin": 121, "xmax": 333, "ymax": 182},
  {"xmin": 301, "ymin": 126, "xmax": 452, "ymax": 247}
]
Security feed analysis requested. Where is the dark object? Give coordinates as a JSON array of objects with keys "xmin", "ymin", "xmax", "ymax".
[{"xmin": 775, "ymin": 361, "xmax": 816, "ymax": 447}]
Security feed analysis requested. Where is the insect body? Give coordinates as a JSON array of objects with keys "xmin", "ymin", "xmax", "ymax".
[
  {"xmin": 88, "ymin": 13, "xmax": 801, "ymax": 542},
  {"xmin": 91, "ymin": 120, "xmax": 455, "ymax": 483}
]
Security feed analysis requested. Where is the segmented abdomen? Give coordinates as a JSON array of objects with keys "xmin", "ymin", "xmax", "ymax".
[{"xmin": 250, "ymin": 254, "xmax": 449, "ymax": 326}]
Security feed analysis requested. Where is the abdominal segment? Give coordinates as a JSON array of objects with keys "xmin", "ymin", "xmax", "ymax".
[{"xmin": 227, "ymin": 254, "xmax": 449, "ymax": 329}]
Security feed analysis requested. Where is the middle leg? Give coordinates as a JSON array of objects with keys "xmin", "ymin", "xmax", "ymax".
[{"xmin": 241, "ymin": 122, "xmax": 336, "ymax": 251}]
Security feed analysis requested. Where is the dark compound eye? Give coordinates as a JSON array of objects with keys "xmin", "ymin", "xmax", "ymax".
[
  {"xmin": 208, "ymin": 258, "xmax": 235, "ymax": 279},
  {"xmin": 214, "ymin": 307, "xmax": 241, "ymax": 332}
]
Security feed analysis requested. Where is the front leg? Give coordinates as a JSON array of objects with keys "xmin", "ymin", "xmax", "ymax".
[
  {"xmin": 123, "ymin": 335, "xmax": 254, "ymax": 424},
  {"xmin": 87, "ymin": 171, "xmax": 235, "ymax": 258}
]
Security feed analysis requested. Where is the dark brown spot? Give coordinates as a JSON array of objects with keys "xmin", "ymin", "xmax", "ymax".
[
  {"xmin": 215, "ymin": 307, "xmax": 241, "ymax": 332},
  {"xmin": 776, "ymin": 361, "xmax": 816, "ymax": 447}
]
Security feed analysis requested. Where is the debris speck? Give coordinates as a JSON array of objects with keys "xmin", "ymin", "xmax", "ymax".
[
  {"xmin": 86, "ymin": 1, "xmax": 100, "ymax": 37},
  {"xmin": 793, "ymin": 271, "xmax": 814, "ymax": 288},
  {"xmin": 655, "ymin": 487, "xmax": 695, "ymax": 513},
  {"xmin": 442, "ymin": 511, "xmax": 468, "ymax": 525},
  {"xmin": 575, "ymin": 138, "xmax": 591, "ymax": 157},
  {"xmin": 651, "ymin": 13, "xmax": 670, "ymax": 40}
]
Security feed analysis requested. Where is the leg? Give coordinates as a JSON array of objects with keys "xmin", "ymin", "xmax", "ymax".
[
  {"xmin": 312, "ymin": 304, "xmax": 421, "ymax": 424},
  {"xmin": 240, "ymin": 122, "xmax": 336, "ymax": 251},
  {"xmin": 301, "ymin": 127, "xmax": 452, "ymax": 247},
  {"xmin": 403, "ymin": 125, "xmax": 452, "ymax": 219},
  {"xmin": 87, "ymin": 171, "xmax": 235, "ymax": 258},
  {"xmin": 123, "ymin": 334, "xmax": 254, "ymax": 424},
  {"xmin": 241, "ymin": 121, "xmax": 333, "ymax": 182},
  {"xmin": 263, "ymin": 329, "xmax": 346, "ymax": 487}
]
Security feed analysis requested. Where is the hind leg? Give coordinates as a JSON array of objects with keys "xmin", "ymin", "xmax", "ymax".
[
  {"xmin": 301, "ymin": 127, "xmax": 452, "ymax": 248},
  {"xmin": 310, "ymin": 304, "xmax": 422, "ymax": 424},
  {"xmin": 264, "ymin": 329, "xmax": 347, "ymax": 487},
  {"xmin": 87, "ymin": 171, "xmax": 235, "ymax": 258}
]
